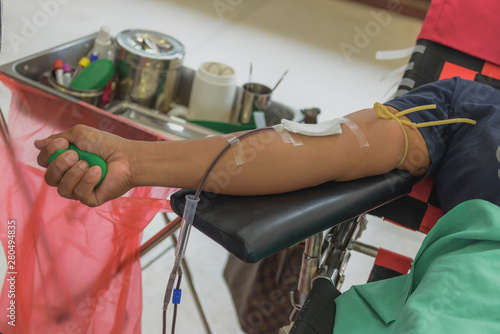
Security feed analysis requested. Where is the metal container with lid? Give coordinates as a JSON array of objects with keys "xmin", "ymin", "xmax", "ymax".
[{"xmin": 115, "ymin": 29, "xmax": 185, "ymax": 112}]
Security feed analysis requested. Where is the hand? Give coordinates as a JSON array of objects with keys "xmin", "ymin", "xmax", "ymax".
[{"xmin": 35, "ymin": 125, "xmax": 136, "ymax": 207}]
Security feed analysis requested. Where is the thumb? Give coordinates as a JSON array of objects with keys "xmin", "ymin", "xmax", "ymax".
[{"xmin": 34, "ymin": 138, "xmax": 49, "ymax": 150}]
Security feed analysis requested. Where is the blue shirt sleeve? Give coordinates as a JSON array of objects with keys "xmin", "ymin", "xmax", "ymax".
[
  {"xmin": 384, "ymin": 78, "xmax": 459, "ymax": 179},
  {"xmin": 385, "ymin": 77, "xmax": 500, "ymax": 212}
]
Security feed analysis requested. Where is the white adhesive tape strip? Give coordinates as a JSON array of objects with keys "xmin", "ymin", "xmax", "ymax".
[
  {"xmin": 273, "ymin": 124, "xmax": 304, "ymax": 146},
  {"xmin": 223, "ymin": 134, "xmax": 247, "ymax": 165},
  {"xmin": 399, "ymin": 78, "xmax": 416, "ymax": 89},
  {"xmin": 381, "ymin": 62, "xmax": 415, "ymax": 81},
  {"xmin": 343, "ymin": 118, "xmax": 370, "ymax": 148},
  {"xmin": 394, "ymin": 88, "xmax": 410, "ymax": 98},
  {"xmin": 413, "ymin": 44, "xmax": 427, "ymax": 55},
  {"xmin": 376, "ymin": 46, "xmax": 416, "ymax": 60},
  {"xmin": 376, "ymin": 45, "xmax": 426, "ymax": 61}
]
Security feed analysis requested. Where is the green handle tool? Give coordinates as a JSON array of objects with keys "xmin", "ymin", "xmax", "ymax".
[{"xmin": 49, "ymin": 144, "xmax": 107, "ymax": 187}]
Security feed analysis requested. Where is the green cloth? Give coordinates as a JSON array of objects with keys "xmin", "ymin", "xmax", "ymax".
[{"xmin": 333, "ymin": 199, "xmax": 500, "ymax": 334}]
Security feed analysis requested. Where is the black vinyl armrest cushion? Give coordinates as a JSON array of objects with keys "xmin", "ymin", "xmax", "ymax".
[{"xmin": 170, "ymin": 170, "xmax": 415, "ymax": 263}]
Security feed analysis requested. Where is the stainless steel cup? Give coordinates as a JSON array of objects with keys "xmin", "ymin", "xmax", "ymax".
[
  {"xmin": 45, "ymin": 71, "xmax": 104, "ymax": 106},
  {"xmin": 238, "ymin": 82, "xmax": 272, "ymax": 124}
]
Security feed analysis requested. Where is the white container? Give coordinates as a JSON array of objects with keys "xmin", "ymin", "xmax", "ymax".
[
  {"xmin": 91, "ymin": 26, "xmax": 115, "ymax": 60},
  {"xmin": 188, "ymin": 62, "xmax": 237, "ymax": 122}
]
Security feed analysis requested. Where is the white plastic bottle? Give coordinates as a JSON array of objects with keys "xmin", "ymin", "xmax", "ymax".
[
  {"xmin": 89, "ymin": 26, "xmax": 116, "ymax": 61},
  {"xmin": 62, "ymin": 63, "xmax": 73, "ymax": 86},
  {"xmin": 188, "ymin": 62, "xmax": 237, "ymax": 123}
]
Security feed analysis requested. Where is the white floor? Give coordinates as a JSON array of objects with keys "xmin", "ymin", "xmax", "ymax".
[{"xmin": 0, "ymin": 0, "xmax": 426, "ymax": 333}]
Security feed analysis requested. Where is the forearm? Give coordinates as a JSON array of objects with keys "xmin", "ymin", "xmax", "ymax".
[
  {"xmin": 130, "ymin": 135, "xmax": 232, "ymax": 191},
  {"xmin": 131, "ymin": 130, "xmax": 334, "ymax": 195},
  {"xmin": 132, "ymin": 130, "xmax": 310, "ymax": 194}
]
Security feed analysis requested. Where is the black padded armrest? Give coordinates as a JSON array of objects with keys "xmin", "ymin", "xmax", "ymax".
[{"xmin": 170, "ymin": 170, "xmax": 415, "ymax": 263}]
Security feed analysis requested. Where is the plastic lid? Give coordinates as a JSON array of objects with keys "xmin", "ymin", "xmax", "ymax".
[
  {"xmin": 95, "ymin": 26, "xmax": 112, "ymax": 47},
  {"xmin": 78, "ymin": 57, "xmax": 91, "ymax": 68},
  {"xmin": 69, "ymin": 58, "xmax": 115, "ymax": 91},
  {"xmin": 116, "ymin": 29, "xmax": 185, "ymax": 70},
  {"xmin": 63, "ymin": 63, "xmax": 72, "ymax": 73},
  {"xmin": 53, "ymin": 59, "xmax": 64, "ymax": 70},
  {"xmin": 197, "ymin": 62, "xmax": 236, "ymax": 85}
]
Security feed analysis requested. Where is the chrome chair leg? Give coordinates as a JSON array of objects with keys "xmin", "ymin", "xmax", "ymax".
[
  {"xmin": 314, "ymin": 215, "xmax": 366, "ymax": 289},
  {"xmin": 297, "ymin": 233, "xmax": 323, "ymax": 295},
  {"xmin": 281, "ymin": 215, "xmax": 368, "ymax": 333}
]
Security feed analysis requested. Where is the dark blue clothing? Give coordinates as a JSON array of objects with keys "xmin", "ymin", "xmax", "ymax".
[{"xmin": 385, "ymin": 77, "xmax": 500, "ymax": 213}]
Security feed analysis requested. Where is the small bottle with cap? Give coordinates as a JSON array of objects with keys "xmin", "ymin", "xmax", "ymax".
[
  {"xmin": 72, "ymin": 57, "xmax": 91, "ymax": 79},
  {"xmin": 53, "ymin": 59, "xmax": 65, "ymax": 86},
  {"xmin": 88, "ymin": 26, "xmax": 116, "ymax": 61},
  {"xmin": 62, "ymin": 63, "xmax": 73, "ymax": 86}
]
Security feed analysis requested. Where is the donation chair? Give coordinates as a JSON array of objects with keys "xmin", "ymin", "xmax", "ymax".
[{"xmin": 168, "ymin": 38, "xmax": 500, "ymax": 334}]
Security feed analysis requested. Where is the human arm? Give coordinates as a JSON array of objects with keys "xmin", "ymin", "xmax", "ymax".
[{"xmin": 35, "ymin": 106, "xmax": 430, "ymax": 207}]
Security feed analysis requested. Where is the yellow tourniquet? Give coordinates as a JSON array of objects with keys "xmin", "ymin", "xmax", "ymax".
[{"xmin": 373, "ymin": 103, "xmax": 476, "ymax": 168}]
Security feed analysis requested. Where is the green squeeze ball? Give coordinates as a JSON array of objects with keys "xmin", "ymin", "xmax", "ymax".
[{"xmin": 49, "ymin": 144, "xmax": 107, "ymax": 187}]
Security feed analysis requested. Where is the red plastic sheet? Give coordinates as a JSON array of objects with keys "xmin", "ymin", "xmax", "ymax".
[{"xmin": 0, "ymin": 74, "xmax": 176, "ymax": 333}]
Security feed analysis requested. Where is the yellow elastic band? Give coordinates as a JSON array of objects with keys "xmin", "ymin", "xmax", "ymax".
[{"xmin": 373, "ymin": 103, "xmax": 476, "ymax": 168}]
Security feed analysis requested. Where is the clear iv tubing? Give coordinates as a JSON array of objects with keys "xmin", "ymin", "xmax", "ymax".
[{"xmin": 162, "ymin": 126, "xmax": 275, "ymax": 334}]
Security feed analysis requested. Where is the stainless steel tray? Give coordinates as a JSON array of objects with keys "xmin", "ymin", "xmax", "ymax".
[
  {"xmin": 106, "ymin": 101, "xmax": 220, "ymax": 140},
  {"xmin": 0, "ymin": 33, "xmax": 301, "ymax": 139}
]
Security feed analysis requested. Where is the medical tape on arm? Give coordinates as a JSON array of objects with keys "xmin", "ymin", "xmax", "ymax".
[
  {"xmin": 279, "ymin": 117, "xmax": 369, "ymax": 148},
  {"xmin": 272, "ymin": 124, "xmax": 304, "ymax": 146},
  {"xmin": 222, "ymin": 134, "xmax": 247, "ymax": 166},
  {"xmin": 342, "ymin": 118, "xmax": 370, "ymax": 148}
]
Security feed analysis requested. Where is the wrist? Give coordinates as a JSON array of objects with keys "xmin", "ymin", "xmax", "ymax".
[{"xmin": 128, "ymin": 140, "xmax": 164, "ymax": 188}]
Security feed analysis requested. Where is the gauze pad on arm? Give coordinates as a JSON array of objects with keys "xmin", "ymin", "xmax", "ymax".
[
  {"xmin": 281, "ymin": 117, "xmax": 370, "ymax": 147},
  {"xmin": 281, "ymin": 117, "xmax": 347, "ymax": 136}
]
